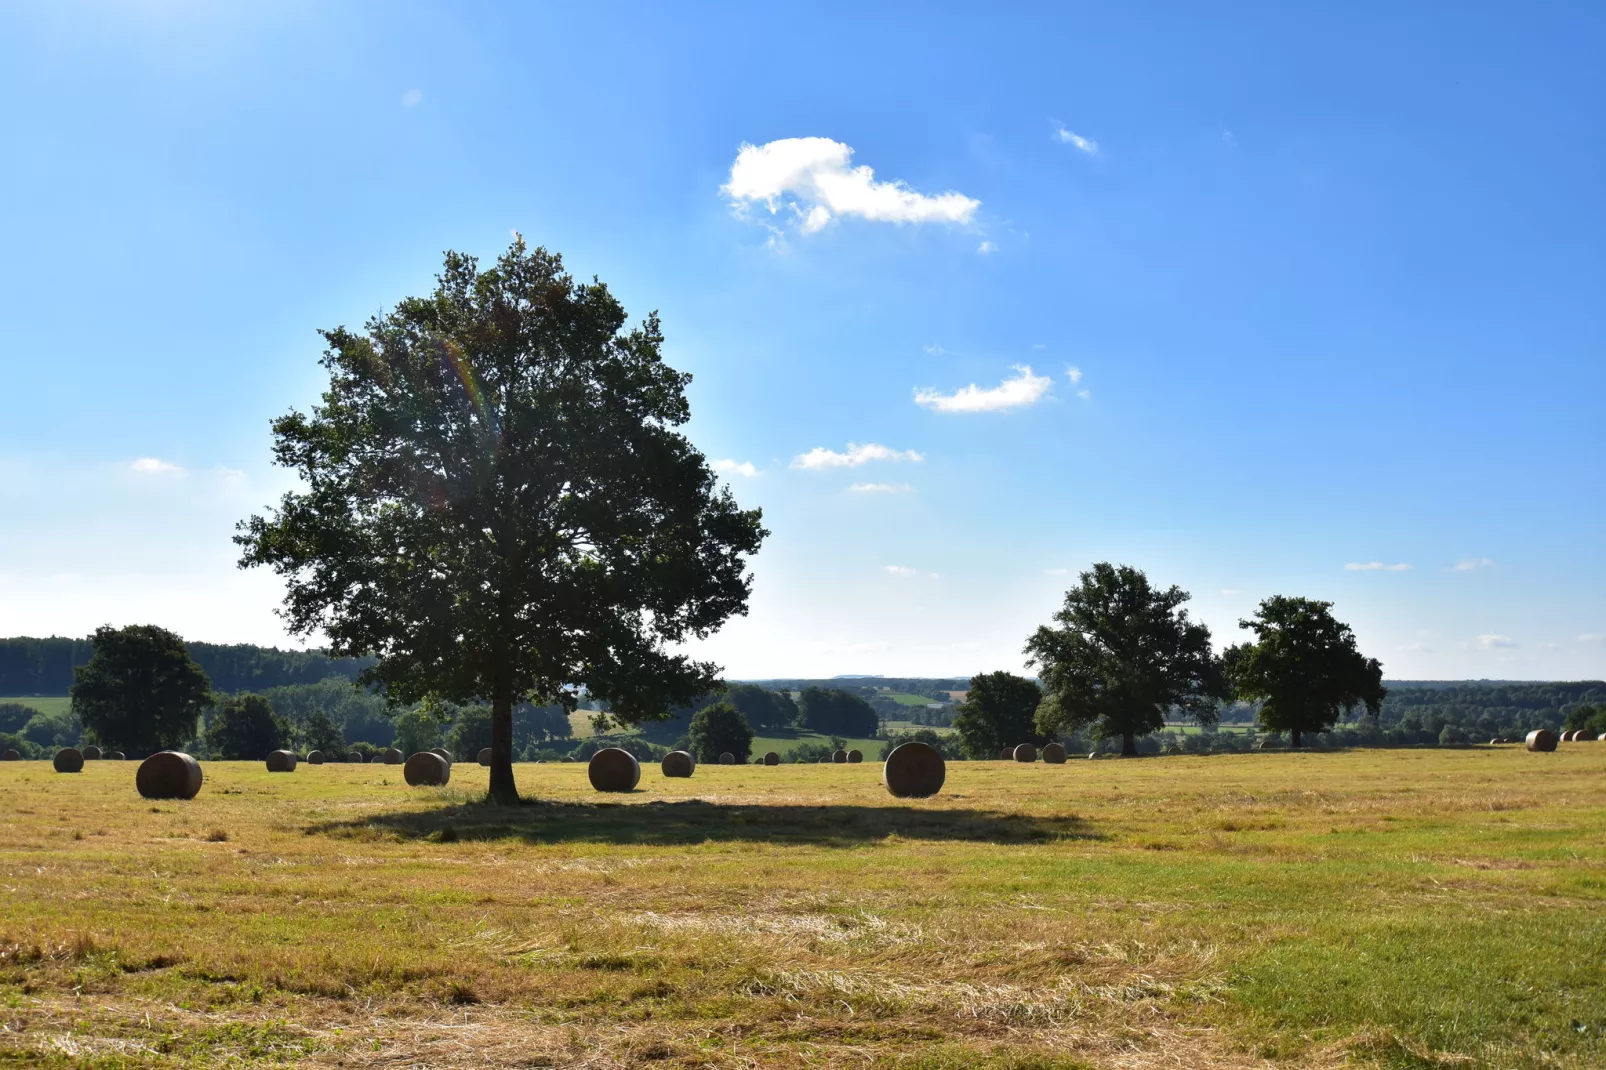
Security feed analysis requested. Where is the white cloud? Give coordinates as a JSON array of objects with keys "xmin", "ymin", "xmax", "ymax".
[
  {"xmin": 922, "ymin": 344, "xmax": 947, "ymax": 356},
  {"xmin": 849, "ymin": 482, "xmax": 913, "ymax": 494},
  {"xmin": 885, "ymin": 565, "xmax": 938, "ymax": 579},
  {"xmin": 1076, "ymin": 389, "xmax": 1091, "ymax": 400},
  {"xmin": 914, "ymin": 365, "xmax": 1052, "ymax": 414},
  {"xmin": 977, "ymin": 240, "xmax": 997, "ymax": 255},
  {"xmin": 711, "ymin": 459, "xmax": 759, "ymax": 478},
  {"xmin": 1344, "ymin": 561, "xmax": 1411, "ymax": 572},
  {"xmin": 1474, "ymin": 634, "xmax": 1516, "ymax": 650},
  {"xmin": 1451, "ymin": 557, "xmax": 1495, "ymax": 571},
  {"xmin": 723, "ymin": 138, "xmax": 980, "ymax": 234},
  {"xmin": 1045, "ymin": 568, "xmax": 1071, "ymax": 577},
  {"xmin": 791, "ymin": 443, "xmax": 923, "ymax": 470},
  {"xmin": 1052, "ymin": 122, "xmax": 1098, "ymax": 155},
  {"xmin": 130, "ymin": 457, "xmax": 182, "ymax": 475},
  {"xmin": 1065, "ymin": 366, "xmax": 1082, "ymax": 384},
  {"xmin": 1220, "ymin": 588, "xmax": 1241, "ymax": 596},
  {"xmin": 1397, "ymin": 642, "xmax": 1435, "ymax": 654},
  {"xmin": 401, "ymin": 89, "xmax": 423, "ymax": 108}
]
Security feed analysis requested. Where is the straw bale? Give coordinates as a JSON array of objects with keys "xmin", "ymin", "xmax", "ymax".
[
  {"xmin": 882, "ymin": 741, "xmax": 945, "ymax": 798},
  {"xmin": 404, "ymin": 751, "xmax": 451, "ymax": 787},
  {"xmin": 136, "ymin": 751, "xmax": 203, "ymax": 800},
  {"xmin": 588, "ymin": 747, "xmax": 641, "ymax": 792}
]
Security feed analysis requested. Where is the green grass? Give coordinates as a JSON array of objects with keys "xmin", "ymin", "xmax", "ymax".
[
  {"xmin": 881, "ymin": 720, "xmax": 955, "ymax": 736},
  {"xmin": 750, "ymin": 727, "xmax": 885, "ymax": 758},
  {"xmin": 880, "ymin": 692, "xmax": 943, "ymax": 707},
  {"xmin": 0, "ymin": 695, "xmax": 71, "ymax": 719},
  {"xmin": 1, "ymin": 747, "xmax": 1602, "ymax": 1068}
]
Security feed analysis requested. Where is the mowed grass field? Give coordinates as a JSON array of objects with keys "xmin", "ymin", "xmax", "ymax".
[
  {"xmin": 1, "ymin": 748, "xmax": 1603, "ymax": 1069},
  {"xmin": 0, "ymin": 696, "xmax": 71, "ymax": 719}
]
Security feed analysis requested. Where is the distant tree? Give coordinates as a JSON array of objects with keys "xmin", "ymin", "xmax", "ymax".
[
  {"xmin": 236, "ymin": 241, "xmax": 766, "ymax": 802},
  {"xmin": 0, "ymin": 703, "xmax": 38, "ymax": 735},
  {"xmin": 206, "ymin": 693, "xmax": 288, "ymax": 760},
  {"xmin": 798, "ymin": 687, "xmax": 879, "ymax": 737},
  {"xmin": 725, "ymin": 684, "xmax": 796, "ymax": 730},
  {"xmin": 71, "ymin": 624, "xmax": 213, "ymax": 755},
  {"xmin": 879, "ymin": 727, "xmax": 965, "ymax": 761},
  {"xmin": 1224, "ymin": 596, "xmax": 1385, "ymax": 748},
  {"xmin": 685, "ymin": 701, "xmax": 754, "ymax": 762},
  {"xmin": 515, "ymin": 702, "xmax": 574, "ymax": 743},
  {"xmin": 299, "ymin": 708, "xmax": 346, "ymax": 755},
  {"xmin": 394, "ymin": 704, "xmax": 445, "ymax": 755},
  {"xmin": 1564, "ymin": 704, "xmax": 1606, "ymax": 733},
  {"xmin": 1028, "ymin": 564, "xmax": 1227, "ymax": 756},
  {"xmin": 952, "ymin": 671, "xmax": 1043, "ymax": 759}
]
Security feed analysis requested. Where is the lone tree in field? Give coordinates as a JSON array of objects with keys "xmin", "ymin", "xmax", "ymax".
[
  {"xmin": 1027, "ymin": 563, "xmax": 1226, "ymax": 756},
  {"xmin": 71, "ymin": 624, "xmax": 212, "ymax": 756},
  {"xmin": 237, "ymin": 241, "xmax": 766, "ymax": 802},
  {"xmin": 685, "ymin": 701, "xmax": 754, "ymax": 764},
  {"xmin": 1224, "ymin": 596, "xmax": 1385, "ymax": 748},
  {"xmin": 206, "ymin": 693, "xmax": 289, "ymax": 760},
  {"xmin": 952, "ymin": 671, "xmax": 1043, "ymax": 759}
]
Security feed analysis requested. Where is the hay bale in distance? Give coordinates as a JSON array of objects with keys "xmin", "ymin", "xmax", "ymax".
[
  {"xmin": 478, "ymin": 748, "xmax": 492, "ymax": 766},
  {"xmin": 588, "ymin": 747, "xmax": 640, "ymax": 792},
  {"xmin": 382, "ymin": 748, "xmax": 403, "ymax": 764},
  {"xmin": 83, "ymin": 745, "xmax": 102, "ymax": 761},
  {"xmin": 1042, "ymin": 742, "xmax": 1067, "ymax": 764},
  {"xmin": 999, "ymin": 747, "xmax": 1013, "ymax": 761},
  {"xmin": 832, "ymin": 749, "xmax": 848, "ymax": 764},
  {"xmin": 718, "ymin": 752, "xmax": 735, "ymax": 765},
  {"xmin": 54, "ymin": 748, "xmax": 84, "ymax": 773},
  {"xmin": 847, "ymin": 749, "xmax": 863, "ymax": 763},
  {"xmin": 349, "ymin": 751, "xmax": 368, "ymax": 763},
  {"xmin": 883, "ymin": 741, "xmax": 945, "ymax": 798},
  {"xmin": 763, "ymin": 751, "xmax": 780, "ymax": 766},
  {"xmin": 1087, "ymin": 752, "xmax": 1100, "ymax": 760},
  {"xmin": 1525, "ymin": 729, "xmax": 1558, "ymax": 752},
  {"xmin": 1574, "ymin": 729, "xmax": 1598, "ymax": 742},
  {"xmin": 1258, "ymin": 739, "xmax": 1277, "ymax": 750},
  {"xmin": 1013, "ymin": 743, "xmax": 1037, "ymax": 763},
  {"xmin": 430, "ymin": 747, "xmax": 453, "ymax": 764},
  {"xmin": 2, "ymin": 749, "xmax": 18, "ymax": 762},
  {"xmin": 307, "ymin": 750, "xmax": 325, "ymax": 765},
  {"xmin": 404, "ymin": 751, "xmax": 451, "ymax": 787},
  {"xmin": 662, "ymin": 750, "xmax": 695, "ymax": 778},
  {"xmin": 136, "ymin": 752, "xmax": 203, "ymax": 800},
  {"xmin": 265, "ymin": 749, "xmax": 298, "ymax": 772}
]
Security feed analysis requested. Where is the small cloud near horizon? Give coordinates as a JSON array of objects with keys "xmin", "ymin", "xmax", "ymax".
[
  {"xmin": 914, "ymin": 365, "xmax": 1052, "ymax": 414},
  {"xmin": 1451, "ymin": 557, "xmax": 1495, "ymax": 571},
  {"xmin": 711, "ymin": 459, "xmax": 759, "ymax": 477},
  {"xmin": 1345, "ymin": 561, "xmax": 1411, "ymax": 572},
  {"xmin": 885, "ymin": 565, "xmax": 938, "ymax": 579},
  {"xmin": 1473, "ymin": 634, "xmax": 1517, "ymax": 650},
  {"xmin": 1051, "ymin": 122, "xmax": 1098, "ymax": 154},
  {"xmin": 130, "ymin": 457, "xmax": 182, "ymax": 474},
  {"xmin": 792, "ymin": 443, "xmax": 924, "ymax": 470},
  {"xmin": 849, "ymin": 482, "xmax": 913, "ymax": 494}
]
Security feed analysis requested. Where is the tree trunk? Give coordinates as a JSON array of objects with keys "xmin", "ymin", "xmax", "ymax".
[
  {"xmin": 1121, "ymin": 730, "xmax": 1137, "ymax": 757},
  {"xmin": 1290, "ymin": 727, "xmax": 1303, "ymax": 749},
  {"xmin": 488, "ymin": 683, "xmax": 519, "ymax": 804}
]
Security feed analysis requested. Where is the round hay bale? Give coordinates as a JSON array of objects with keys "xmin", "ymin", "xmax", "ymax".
[
  {"xmin": 1042, "ymin": 742, "xmax": 1067, "ymax": 764},
  {"xmin": 1525, "ymin": 729, "xmax": 1558, "ymax": 752},
  {"xmin": 349, "ymin": 751, "xmax": 368, "ymax": 763},
  {"xmin": 1258, "ymin": 739, "xmax": 1277, "ymax": 750},
  {"xmin": 478, "ymin": 748, "xmax": 492, "ymax": 766},
  {"xmin": 661, "ymin": 750, "xmax": 695, "ymax": 778},
  {"xmin": 2, "ymin": 749, "xmax": 18, "ymax": 761},
  {"xmin": 1087, "ymin": 751, "xmax": 1100, "ymax": 760},
  {"xmin": 1013, "ymin": 743, "xmax": 1037, "ymax": 763},
  {"xmin": 1000, "ymin": 746, "xmax": 1013, "ymax": 761},
  {"xmin": 83, "ymin": 745, "xmax": 102, "ymax": 761},
  {"xmin": 430, "ymin": 747, "xmax": 453, "ymax": 764},
  {"xmin": 54, "ymin": 748, "xmax": 84, "ymax": 773},
  {"xmin": 1489, "ymin": 738, "xmax": 1501, "ymax": 746},
  {"xmin": 307, "ymin": 750, "xmax": 325, "ymax": 765},
  {"xmin": 763, "ymin": 751, "xmax": 780, "ymax": 766},
  {"xmin": 265, "ymin": 749, "xmax": 298, "ymax": 772},
  {"xmin": 136, "ymin": 751, "xmax": 203, "ymax": 800},
  {"xmin": 1574, "ymin": 729, "xmax": 1598, "ymax": 742},
  {"xmin": 883, "ymin": 741, "xmax": 945, "ymax": 798},
  {"xmin": 718, "ymin": 752, "xmax": 736, "ymax": 765},
  {"xmin": 403, "ymin": 751, "xmax": 450, "ymax": 787},
  {"xmin": 832, "ymin": 749, "xmax": 848, "ymax": 764},
  {"xmin": 588, "ymin": 747, "xmax": 640, "ymax": 792},
  {"xmin": 112, "ymin": 751, "xmax": 126, "ymax": 760},
  {"xmin": 382, "ymin": 748, "xmax": 403, "ymax": 764},
  {"xmin": 847, "ymin": 749, "xmax": 863, "ymax": 763}
]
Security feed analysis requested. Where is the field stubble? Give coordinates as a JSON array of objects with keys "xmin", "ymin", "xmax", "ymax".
[{"xmin": 0, "ymin": 748, "xmax": 1602, "ymax": 1069}]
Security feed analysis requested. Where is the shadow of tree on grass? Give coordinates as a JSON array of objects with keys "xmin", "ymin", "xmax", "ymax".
[{"xmin": 305, "ymin": 798, "xmax": 1101, "ymax": 847}]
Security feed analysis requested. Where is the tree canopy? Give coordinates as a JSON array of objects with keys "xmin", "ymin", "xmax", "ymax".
[
  {"xmin": 70, "ymin": 624, "xmax": 213, "ymax": 756},
  {"xmin": 1028, "ymin": 563, "xmax": 1226, "ymax": 756},
  {"xmin": 206, "ymin": 693, "xmax": 288, "ymax": 760},
  {"xmin": 724, "ymin": 683, "xmax": 797, "ymax": 730},
  {"xmin": 685, "ymin": 701, "xmax": 754, "ymax": 763},
  {"xmin": 237, "ymin": 241, "xmax": 767, "ymax": 801},
  {"xmin": 952, "ymin": 671, "xmax": 1043, "ymax": 759},
  {"xmin": 798, "ymin": 687, "xmax": 879, "ymax": 737},
  {"xmin": 1225, "ymin": 596, "xmax": 1385, "ymax": 747}
]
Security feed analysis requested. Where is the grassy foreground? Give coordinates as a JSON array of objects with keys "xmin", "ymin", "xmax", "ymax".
[{"xmin": 1, "ymin": 748, "xmax": 1603, "ymax": 1069}]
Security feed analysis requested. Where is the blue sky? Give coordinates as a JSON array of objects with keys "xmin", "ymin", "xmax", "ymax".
[{"xmin": 1, "ymin": 2, "xmax": 1602, "ymax": 680}]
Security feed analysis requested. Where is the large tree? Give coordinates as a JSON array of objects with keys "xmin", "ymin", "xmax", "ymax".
[
  {"xmin": 1225, "ymin": 596, "xmax": 1385, "ymax": 747},
  {"xmin": 798, "ymin": 687, "xmax": 879, "ymax": 737},
  {"xmin": 70, "ymin": 624, "xmax": 213, "ymax": 756},
  {"xmin": 952, "ymin": 671, "xmax": 1043, "ymax": 759},
  {"xmin": 685, "ymin": 701, "xmax": 755, "ymax": 763},
  {"xmin": 206, "ymin": 693, "xmax": 288, "ymax": 760},
  {"xmin": 237, "ymin": 241, "xmax": 766, "ymax": 801},
  {"xmin": 1027, "ymin": 563, "xmax": 1226, "ymax": 756}
]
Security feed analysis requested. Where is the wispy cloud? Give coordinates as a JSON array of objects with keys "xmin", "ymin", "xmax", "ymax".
[
  {"xmin": 914, "ymin": 365, "xmax": 1052, "ymax": 414},
  {"xmin": 977, "ymin": 240, "xmax": 997, "ymax": 255},
  {"xmin": 1451, "ymin": 557, "xmax": 1495, "ymax": 572},
  {"xmin": 791, "ymin": 443, "xmax": 924, "ymax": 470},
  {"xmin": 1051, "ymin": 122, "xmax": 1098, "ymax": 155},
  {"xmin": 130, "ymin": 457, "xmax": 182, "ymax": 475},
  {"xmin": 1344, "ymin": 561, "xmax": 1411, "ymax": 572},
  {"xmin": 723, "ymin": 137, "xmax": 979, "ymax": 234},
  {"xmin": 849, "ymin": 482, "xmax": 913, "ymax": 494},
  {"xmin": 885, "ymin": 565, "xmax": 938, "ymax": 579},
  {"xmin": 1474, "ymin": 634, "xmax": 1516, "ymax": 650},
  {"xmin": 401, "ymin": 89, "xmax": 423, "ymax": 108},
  {"xmin": 1065, "ymin": 366, "xmax": 1082, "ymax": 384},
  {"xmin": 711, "ymin": 459, "xmax": 759, "ymax": 478}
]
